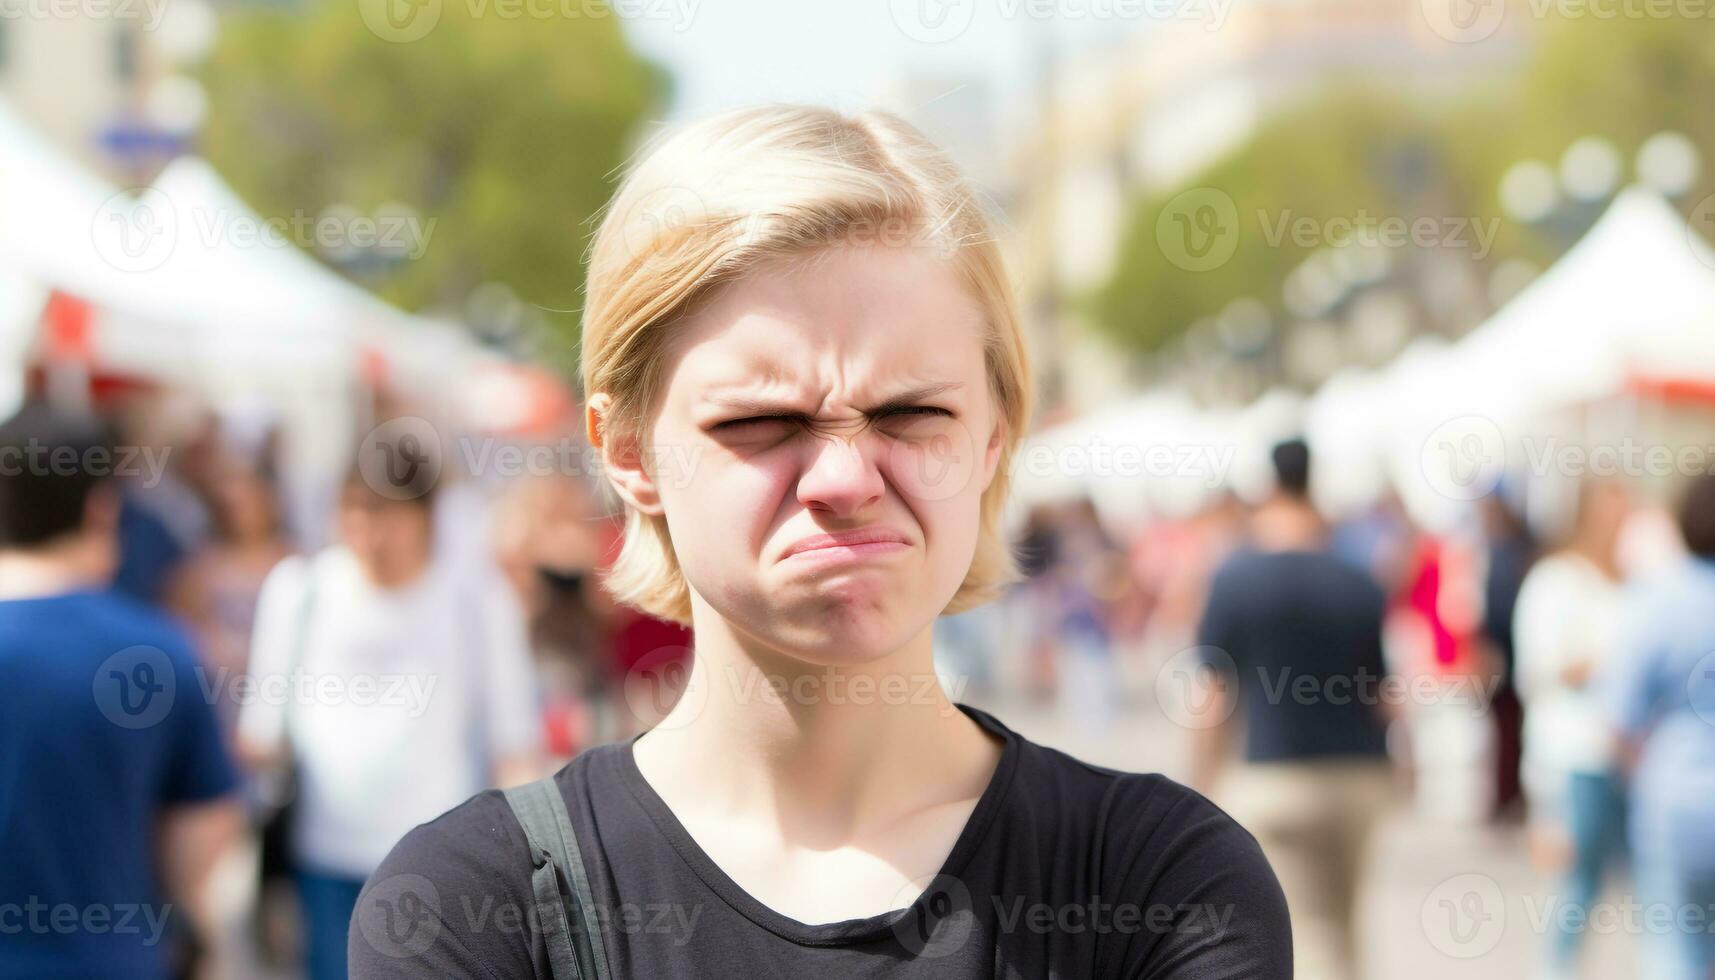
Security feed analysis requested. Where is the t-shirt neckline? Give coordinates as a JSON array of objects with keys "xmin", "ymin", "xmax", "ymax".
[{"xmin": 614, "ymin": 701, "xmax": 1021, "ymax": 947}]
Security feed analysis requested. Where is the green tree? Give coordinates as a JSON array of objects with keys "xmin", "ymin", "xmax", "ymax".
[
  {"xmin": 1088, "ymin": 90, "xmax": 1471, "ymax": 353},
  {"xmin": 198, "ymin": 0, "xmax": 664, "ymax": 347},
  {"xmin": 1088, "ymin": 11, "xmax": 1715, "ymax": 358}
]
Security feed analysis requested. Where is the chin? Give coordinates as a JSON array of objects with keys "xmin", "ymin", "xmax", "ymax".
[
  {"xmin": 759, "ymin": 596, "xmax": 932, "ymax": 670},
  {"xmin": 694, "ymin": 568, "xmax": 950, "ymax": 668}
]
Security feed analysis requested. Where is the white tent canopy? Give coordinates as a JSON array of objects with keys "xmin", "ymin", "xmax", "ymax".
[
  {"xmin": 1303, "ymin": 187, "xmax": 1715, "ymax": 529},
  {"xmin": 1396, "ymin": 186, "xmax": 1715, "ymax": 440},
  {"xmin": 1010, "ymin": 387, "xmax": 1306, "ymax": 534},
  {"xmin": 146, "ymin": 156, "xmax": 490, "ymax": 397},
  {"xmin": 0, "ymin": 100, "xmax": 359, "ymax": 388},
  {"xmin": 0, "ymin": 97, "xmax": 490, "ymax": 401}
]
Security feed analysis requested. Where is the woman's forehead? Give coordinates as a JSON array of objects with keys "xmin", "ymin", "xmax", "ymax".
[
  {"xmin": 678, "ymin": 280, "xmax": 983, "ymax": 379},
  {"xmin": 679, "ymin": 325, "xmax": 984, "ymax": 406}
]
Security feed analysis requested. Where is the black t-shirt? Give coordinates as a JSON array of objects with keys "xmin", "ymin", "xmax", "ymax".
[
  {"xmin": 1195, "ymin": 547, "xmax": 1391, "ymax": 764},
  {"xmin": 349, "ymin": 704, "xmax": 1291, "ymax": 978}
]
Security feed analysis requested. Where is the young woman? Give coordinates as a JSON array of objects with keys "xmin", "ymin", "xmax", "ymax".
[
  {"xmin": 1512, "ymin": 479, "xmax": 1631, "ymax": 980},
  {"xmin": 351, "ymin": 104, "xmax": 1289, "ymax": 978}
]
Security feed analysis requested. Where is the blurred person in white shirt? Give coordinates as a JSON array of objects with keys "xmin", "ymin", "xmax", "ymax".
[
  {"xmin": 1512, "ymin": 478, "xmax": 1632, "ymax": 980},
  {"xmin": 238, "ymin": 447, "xmax": 544, "ymax": 980}
]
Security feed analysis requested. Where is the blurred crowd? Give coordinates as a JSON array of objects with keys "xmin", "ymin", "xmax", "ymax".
[
  {"xmin": 4, "ymin": 383, "xmax": 1715, "ymax": 980},
  {"xmin": 0, "ymin": 385, "xmax": 690, "ymax": 980},
  {"xmin": 990, "ymin": 440, "xmax": 1715, "ymax": 980}
]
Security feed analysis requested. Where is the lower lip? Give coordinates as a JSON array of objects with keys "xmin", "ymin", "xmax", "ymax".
[{"xmin": 784, "ymin": 541, "xmax": 909, "ymax": 567}]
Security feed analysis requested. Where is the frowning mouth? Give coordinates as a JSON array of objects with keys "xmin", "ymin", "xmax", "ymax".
[
  {"xmin": 780, "ymin": 528, "xmax": 911, "ymax": 565},
  {"xmin": 782, "ymin": 540, "xmax": 910, "ymax": 570}
]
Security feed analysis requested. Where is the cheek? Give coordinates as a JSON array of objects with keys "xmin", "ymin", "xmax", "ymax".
[
  {"xmin": 913, "ymin": 491, "xmax": 983, "ymax": 571},
  {"xmin": 883, "ymin": 416, "xmax": 987, "ymax": 506},
  {"xmin": 658, "ymin": 452, "xmax": 790, "ymax": 572}
]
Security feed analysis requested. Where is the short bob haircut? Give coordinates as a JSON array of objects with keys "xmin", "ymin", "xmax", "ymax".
[{"xmin": 580, "ymin": 103, "xmax": 1035, "ymax": 627}]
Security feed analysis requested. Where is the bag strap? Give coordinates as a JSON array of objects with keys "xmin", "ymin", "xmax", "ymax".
[{"xmin": 502, "ymin": 774, "xmax": 610, "ymax": 980}]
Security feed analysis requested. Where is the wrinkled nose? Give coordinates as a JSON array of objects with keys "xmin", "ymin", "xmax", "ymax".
[{"xmin": 795, "ymin": 426, "xmax": 885, "ymax": 517}]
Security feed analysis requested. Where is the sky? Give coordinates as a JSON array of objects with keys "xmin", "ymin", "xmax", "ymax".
[{"xmin": 619, "ymin": 0, "xmax": 1138, "ymax": 124}]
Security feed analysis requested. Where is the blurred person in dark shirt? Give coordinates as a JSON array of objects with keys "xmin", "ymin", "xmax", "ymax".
[
  {"xmin": 1477, "ymin": 489, "xmax": 1537, "ymax": 822},
  {"xmin": 168, "ymin": 459, "xmax": 295, "ymax": 747},
  {"xmin": 493, "ymin": 471, "xmax": 626, "ymax": 753},
  {"xmin": 0, "ymin": 402, "xmax": 242, "ymax": 980},
  {"xmin": 1190, "ymin": 436, "xmax": 1396, "ymax": 980},
  {"xmin": 107, "ymin": 393, "xmax": 217, "ymax": 608}
]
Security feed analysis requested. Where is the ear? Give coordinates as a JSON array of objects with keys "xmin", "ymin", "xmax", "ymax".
[
  {"xmin": 84, "ymin": 483, "xmax": 121, "ymax": 537},
  {"xmin": 978, "ymin": 413, "xmax": 1005, "ymax": 494},
  {"xmin": 587, "ymin": 393, "xmax": 665, "ymax": 517}
]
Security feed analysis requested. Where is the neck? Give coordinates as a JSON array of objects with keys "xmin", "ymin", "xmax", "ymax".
[
  {"xmin": 0, "ymin": 540, "xmax": 109, "ymax": 600},
  {"xmin": 639, "ymin": 600, "xmax": 997, "ymax": 836},
  {"xmin": 1570, "ymin": 536, "xmax": 1619, "ymax": 579},
  {"xmin": 1250, "ymin": 495, "xmax": 1325, "ymax": 552},
  {"xmin": 357, "ymin": 551, "xmax": 432, "ymax": 590}
]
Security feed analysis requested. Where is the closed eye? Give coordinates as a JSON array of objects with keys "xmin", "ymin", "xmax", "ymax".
[
  {"xmin": 712, "ymin": 414, "xmax": 801, "ymax": 432},
  {"xmin": 879, "ymin": 406, "xmax": 954, "ymax": 420},
  {"xmin": 713, "ymin": 406, "xmax": 953, "ymax": 431}
]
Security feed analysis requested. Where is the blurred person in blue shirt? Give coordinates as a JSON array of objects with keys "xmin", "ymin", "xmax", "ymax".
[
  {"xmin": 1604, "ymin": 471, "xmax": 1715, "ymax": 980},
  {"xmin": 0, "ymin": 402, "xmax": 242, "ymax": 980}
]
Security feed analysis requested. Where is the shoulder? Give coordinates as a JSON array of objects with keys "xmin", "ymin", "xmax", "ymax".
[
  {"xmin": 351, "ymin": 781, "xmax": 528, "ymax": 979},
  {"xmin": 1307, "ymin": 549, "xmax": 1382, "ymax": 599},
  {"xmin": 1628, "ymin": 559, "xmax": 1706, "ymax": 609},
  {"xmin": 83, "ymin": 589, "xmax": 201, "ymax": 665},
  {"xmin": 1521, "ymin": 551, "xmax": 1585, "ymax": 588},
  {"xmin": 995, "ymin": 724, "xmax": 1292, "ymax": 975},
  {"xmin": 370, "ymin": 740, "xmax": 625, "ymax": 879},
  {"xmin": 355, "ymin": 744, "xmax": 633, "ymax": 970},
  {"xmin": 256, "ymin": 551, "xmax": 324, "ymax": 604},
  {"xmin": 1208, "ymin": 547, "xmax": 1265, "ymax": 585},
  {"xmin": 1012, "ymin": 734, "xmax": 1277, "ymax": 879}
]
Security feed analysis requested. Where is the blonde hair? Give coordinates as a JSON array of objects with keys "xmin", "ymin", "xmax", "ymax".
[{"xmin": 580, "ymin": 103, "xmax": 1034, "ymax": 627}]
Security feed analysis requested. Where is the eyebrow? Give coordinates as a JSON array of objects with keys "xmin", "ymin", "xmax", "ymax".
[{"xmin": 701, "ymin": 381, "xmax": 967, "ymax": 416}]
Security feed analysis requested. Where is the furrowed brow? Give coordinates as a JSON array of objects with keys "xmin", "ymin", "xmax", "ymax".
[{"xmin": 704, "ymin": 381, "xmax": 965, "ymax": 416}]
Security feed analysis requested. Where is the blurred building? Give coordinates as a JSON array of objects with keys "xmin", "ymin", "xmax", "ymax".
[
  {"xmin": 0, "ymin": 0, "xmax": 214, "ymax": 181},
  {"xmin": 1012, "ymin": 0, "xmax": 1528, "ymax": 416},
  {"xmin": 875, "ymin": 71, "xmax": 1009, "ymax": 204}
]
